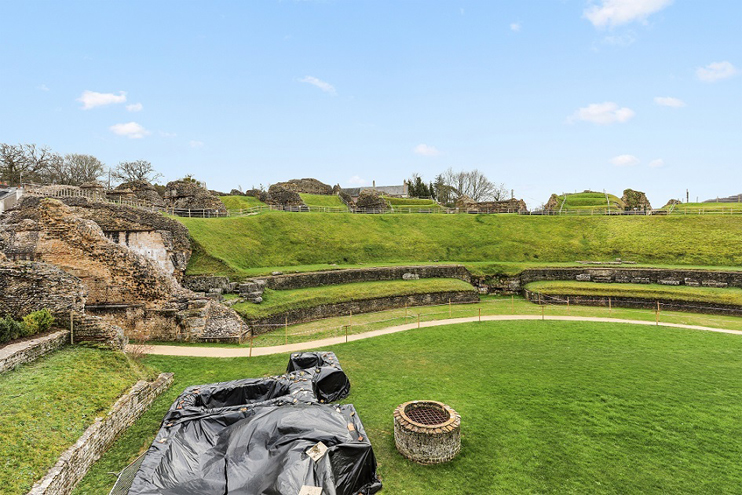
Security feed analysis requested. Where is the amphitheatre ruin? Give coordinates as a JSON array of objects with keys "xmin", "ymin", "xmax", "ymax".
[{"xmin": 1, "ymin": 174, "xmax": 741, "ymax": 494}]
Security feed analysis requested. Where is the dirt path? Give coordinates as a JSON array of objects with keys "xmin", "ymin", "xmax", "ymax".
[{"xmin": 127, "ymin": 315, "xmax": 742, "ymax": 358}]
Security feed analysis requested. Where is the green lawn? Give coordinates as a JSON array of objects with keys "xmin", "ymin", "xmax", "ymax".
[
  {"xmin": 232, "ymin": 278, "xmax": 475, "ymax": 320},
  {"xmin": 526, "ymin": 281, "xmax": 742, "ymax": 306},
  {"xmin": 299, "ymin": 193, "xmax": 347, "ymax": 209},
  {"xmin": 179, "ymin": 211, "xmax": 742, "ymax": 277},
  {"xmin": 662, "ymin": 201, "xmax": 742, "ymax": 213},
  {"xmin": 0, "ymin": 348, "xmax": 154, "ymax": 494},
  {"xmin": 78, "ymin": 320, "xmax": 742, "ymax": 494},
  {"xmin": 219, "ymin": 195, "xmax": 266, "ymax": 209},
  {"xmin": 384, "ymin": 196, "xmax": 438, "ymax": 206}
]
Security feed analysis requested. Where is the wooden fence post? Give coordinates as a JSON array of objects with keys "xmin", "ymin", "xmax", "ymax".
[
  {"xmin": 285, "ymin": 316, "xmax": 288, "ymax": 345},
  {"xmin": 449, "ymin": 298, "xmax": 452, "ymax": 317},
  {"xmin": 656, "ymin": 301, "xmax": 660, "ymax": 325},
  {"xmin": 249, "ymin": 332, "xmax": 253, "ymax": 357}
]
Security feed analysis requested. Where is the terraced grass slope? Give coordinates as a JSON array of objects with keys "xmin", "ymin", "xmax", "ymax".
[
  {"xmin": 232, "ymin": 278, "xmax": 475, "ymax": 319},
  {"xmin": 662, "ymin": 201, "xmax": 742, "ymax": 213},
  {"xmin": 383, "ymin": 196, "xmax": 438, "ymax": 206},
  {"xmin": 78, "ymin": 320, "xmax": 742, "ymax": 493},
  {"xmin": 0, "ymin": 348, "xmax": 154, "ymax": 494},
  {"xmin": 299, "ymin": 193, "xmax": 347, "ymax": 208},
  {"xmin": 526, "ymin": 281, "xmax": 742, "ymax": 306},
  {"xmin": 219, "ymin": 195, "xmax": 266, "ymax": 209},
  {"xmin": 180, "ymin": 212, "xmax": 742, "ymax": 277},
  {"xmin": 557, "ymin": 191, "xmax": 625, "ymax": 210}
]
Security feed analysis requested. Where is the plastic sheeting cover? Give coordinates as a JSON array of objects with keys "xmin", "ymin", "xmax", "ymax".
[{"xmin": 126, "ymin": 351, "xmax": 381, "ymax": 494}]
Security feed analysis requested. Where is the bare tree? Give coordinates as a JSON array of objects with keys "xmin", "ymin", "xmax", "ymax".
[
  {"xmin": 437, "ymin": 167, "xmax": 507, "ymax": 202},
  {"xmin": 52, "ymin": 154, "xmax": 106, "ymax": 185},
  {"xmin": 0, "ymin": 143, "xmax": 61, "ymax": 185},
  {"xmin": 111, "ymin": 160, "xmax": 162, "ymax": 184}
]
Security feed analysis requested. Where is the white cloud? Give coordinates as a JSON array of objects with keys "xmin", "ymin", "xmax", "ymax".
[
  {"xmin": 126, "ymin": 103, "xmax": 143, "ymax": 112},
  {"xmin": 413, "ymin": 144, "xmax": 440, "ymax": 157},
  {"xmin": 584, "ymin": 0, "xmax": 673, "ymax": 28},
  {"xmin": 78, "ymin": 90, "xmax": 127, "ymax": 109},
  {"xmin": 654, "ymin": 96, "xmax": 685, "ymax": 107},
  {"xmin": 510, "ymin": 22, "xmax": 521, "ymax": 32},
  {"xmin": 190, "ymin": 140, "xmax": 204, "ymax": 148},
  {"xmin": 648, "ymin": 158, "xmax": 665, "ymax": 168},
  {"xmin": 347, "ymin": 175, "xmax": 367, "ymax": 186},
  {"xmin": 696, "ymin": 61, "xmax": 738, "ymax": 82},
  {"xmin": 568, "ymin": 102, "xmax": 635, "ymax": 125},
  {"xmin": 299, "ymin": 76, "xmax": 336, "ymax": 95},
  {"xmin": 110, "ymin": 122, "xmax": 150, "ymax": 139},
  {"xmin": 610, "ymin": 154, "xmax": 640, "ymax": 166},
  {"xmin": 37, "ymin": 84, "xmax": 49, "ymax": 92},
  {"xmin": 602, "ymin": 32, "xmax": 636, "ymax": 46}
]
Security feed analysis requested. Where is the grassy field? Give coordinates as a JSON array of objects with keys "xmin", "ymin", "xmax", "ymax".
[
  {"xmin": 0, "ymin": 348, "xmax": 154, "ymax": 494},
  {"xmin": 78, "ymin": 320, "xmax": 742, "ymax": 494},
  {"xmin": 232, "ymin": 278, "xmax": 475, "ymax": 319},
  {"xmin": 299, "ymin": 193, "xmax": 347, "ymax": 209},
  {"xmin": 556, "ymin": 191, "xmax": 625, "ymax": 210},
  {"xmin": 526, "ymin": 281, "xmax": 742, "ymax": 306},
  {"xmin": 384, "ymin": 196, "xmax": 438, "ymax": 206},
  {"xmin": 662, "ymin": 201, "xmax": 742, "ymax": 213},
  {"xmin": 179, "ymin": 212, "xmax": 742, "ymax": 277},
  {"xmin": 219, "ymin": 195, "xmax": 266, "ymax": 209}
]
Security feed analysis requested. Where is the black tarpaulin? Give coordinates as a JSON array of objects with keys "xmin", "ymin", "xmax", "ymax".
[{"xmin": 125, "ymin": 352, "xmax": 381, "ymax": 495}]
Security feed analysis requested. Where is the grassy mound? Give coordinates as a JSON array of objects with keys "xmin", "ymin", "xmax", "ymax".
[
  {"xmin": 556, "ymin": 191, "xmax": 625, "ymax": 210},
  {"xmin": 299, "ymin": 193, "xmax": 347, "ymax": 208},
  {"xmin": 219, "ymin": 195, "xmax": 266, "ymax": 209},
  {"xmin": 78, "ymin": 320, "xmax": 742, "ymax": 493},
  {"xmin": 662, "ymin": 201, "xmax": 742, "ymax": 213},
  {"xmin": 526, "ymin": 281, "xmax": 742, "ymax": 306},
  {"xmin": 232, "ymin": 278, "xmax": 475, "ymax": 319},
  {"xmin": 384, "ymin": 196, "xmax": 438, "ymax": 206},
  {"xmin": 179, "ymin": 212, "xmax": 742, "ymax": 277},
  {"xmin": 0, "ymin": 348, "xmax": 154, "ymax": 494}
]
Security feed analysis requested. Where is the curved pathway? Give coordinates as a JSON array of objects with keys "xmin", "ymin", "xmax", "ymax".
[{"xmin": 128, "ymin": 315, "xmax": 742, "ymax": 358}]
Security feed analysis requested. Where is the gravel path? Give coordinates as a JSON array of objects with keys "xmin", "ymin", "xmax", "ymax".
[{"xmin": 127, "ymin": 315, "xmax": 742, "ymax": 358}]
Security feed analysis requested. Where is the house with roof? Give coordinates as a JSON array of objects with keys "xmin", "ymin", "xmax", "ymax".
[{"xmin": 341, "ymin": 181, "xmax": 409, "ymax": 201}]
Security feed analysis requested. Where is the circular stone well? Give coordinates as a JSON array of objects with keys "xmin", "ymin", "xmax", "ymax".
[{"xmin": 393, "ymin": 400, "xmax": 461, "ymax": 464}]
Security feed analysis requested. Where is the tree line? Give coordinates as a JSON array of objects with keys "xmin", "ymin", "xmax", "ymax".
[
  {"xmin": 407, "ymin": 168, "xmax": 508, "ymax": 204},
  {"xmin": 0, "ymin": 142, "xmax": 161, "ymax": 187}
]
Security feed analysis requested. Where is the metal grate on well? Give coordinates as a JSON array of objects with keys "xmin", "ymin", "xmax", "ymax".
[
  {"xmin": 109, "ymin": 453, "xmax": 146, "ymax": 495},
  {"xmin": 405, "ymin": 405, "xmax": 450, "ymax": 426}
]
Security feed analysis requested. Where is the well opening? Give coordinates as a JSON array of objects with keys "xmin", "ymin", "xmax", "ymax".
[{"xmin": 393, "ymin": 400, "xmax": 461, "ymax": 464}]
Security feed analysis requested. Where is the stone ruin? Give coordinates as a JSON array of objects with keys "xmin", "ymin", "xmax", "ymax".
[
  {"xmin": 455, "ymin": 195, "xmax": 527, "ymax": 213},
  {"xmin": 355, "ymin": 189, "xmax": 388, "ymax": 211},
  {"xmin": 117, "ymin": 180, "xmax": 166, "ymax": 208},
  {"xmin": 0, "ymin": 197, "xmax": 246, "ymax": 342},
  {"xmin": 163, "ymin": 180, "xmax": 227, "ymax": 213},
  {"xmin": 621, "ymin": 189, "xmax": 652, "ymax": 211},
  {"xmin": 265, "ymin": 184, "xmax": 304, "ymax": 206},
  {"xmin": 273, "ymin": 178, "xmax": 333, "ymax": 195}
]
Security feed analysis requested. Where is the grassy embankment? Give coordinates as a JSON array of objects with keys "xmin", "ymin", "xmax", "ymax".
[
  {"xmin": 78, "ymin": 320, "xmax": 742, "ymax": 494},
  {"xmin": 180, "ymin": 212, "xmax": 742, "ymax": 279},
  {"xmin": 219, "ymin": 195, "xmax": 266, "ymax": 209},
  {"xmin": 0, "ymin": 348, "xmax": 155, "ymax": 494},
  {"xmin": 299, "ymin": 193, "xmax": 348, "ymax": 209},
  {"xmin": 526, "ymin": 281, "xmax": 742, "ymax": 307},
  {"xmin": 232, "ymin": 278, "xmax": 475, "ymax": 320},
  {"xmin": 555, "ymin": 191, "xmax": 626, "ymax": 210},
  {"xmin": 661, "ymin": 201, "xmax": 742, "ymax": 213}
]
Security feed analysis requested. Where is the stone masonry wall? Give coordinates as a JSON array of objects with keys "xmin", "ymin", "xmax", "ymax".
[
  {"xmin": 248, "ymin": 289, "xmax": 478, "ymax": 335},
  {"xmin": 28, "ymin": 373, "xmax": 174, "ymax": 495},
  {"xmin": 263, "ymin": 265, "xmax": 472, "ymax": 291},
  {"xmin": 0, "ymin": 330, "xmax": 69, "ymax": 374}
]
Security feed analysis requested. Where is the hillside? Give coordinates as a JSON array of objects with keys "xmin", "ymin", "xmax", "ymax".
[
  {"xmin": 179, "ymin": 212, "xmax": 742, "ymax": 277},
  {"xmin": 552, "ymin": 191, "xmax": 626, "ymax": 211},
  {"xmin": 219, "ymin": 195, "xmax": 266, "ymax": 209}
]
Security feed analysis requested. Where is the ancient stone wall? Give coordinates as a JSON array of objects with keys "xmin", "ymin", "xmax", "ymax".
[
  {"xmin": 28, "ymin": 373, "xmax": 174, "ymax": 495},
  {"xmin": 274, "ymin": 178, "xmax": 333, "ymax": 195},
  {"xmin": 248, "ymin": 289, "xmax": 478, "ymax": 335},
  {"xmin": 264, "ymin": 265, "xmax": 472, "ymax": 290},
  {"xmin": 0, "ymin": 330, "xmax": 69, "ymax": 374},
  {"xmin": 104, "ymin": 230, "xmax": 176, "ymax": 274}
]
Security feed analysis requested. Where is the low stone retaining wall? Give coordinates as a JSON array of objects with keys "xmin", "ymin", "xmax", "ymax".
[
  {"xmin": 28, "ymin": 372, "xmax": 174, "ymax": 495},
  {"xmin": 0, "ymin": 330, "xmax": 69, "ymax": 374},
  {"xmin": 263, "ymin": 265, "xmax": 472, "ymax": 290},
  {"xmin": 247, "ymin": 290, "xmax": 479, "ymax": 336},
  {"xmin": 476, "ymin": 267, "xmax": 742, "ymax": 294},
  {"xmin": 523, "ymin": 289, "xmax": 742, "ymax": 317}
]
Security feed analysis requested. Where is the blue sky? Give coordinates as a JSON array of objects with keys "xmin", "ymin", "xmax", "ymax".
[{"xmin": 1, "ymin": 0, "xmax": 740, "ymax": 207}]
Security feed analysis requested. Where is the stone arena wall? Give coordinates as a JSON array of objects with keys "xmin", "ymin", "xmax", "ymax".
[
  {"xmin": 28, "ymin": 373, "xmax": 174, "ymax": 495},
  {"xmin": 247, "ymin": 289, "xmax": 479, "ymax": 336},
  {"xmin": 0, "ymin": 330, "xmax": 69, "ymax": 374}
]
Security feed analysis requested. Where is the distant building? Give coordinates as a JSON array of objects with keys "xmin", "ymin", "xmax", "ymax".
[
  {"xmin": 0, "ymin": 187, "xmax": 22, "ymax": 215},
  {"xmin": 341, "ymin": 181, "xmax": 408, "ymax": 201}
]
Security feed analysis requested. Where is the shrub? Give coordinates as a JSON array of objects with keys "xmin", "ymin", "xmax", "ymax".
[
  {"xmin": 21, "ymin": 309, "xmax": 55, "ymax": 338},
  {"xmin": 0, "ymin": 317, "xmax": 24, "ymax": 344}
]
